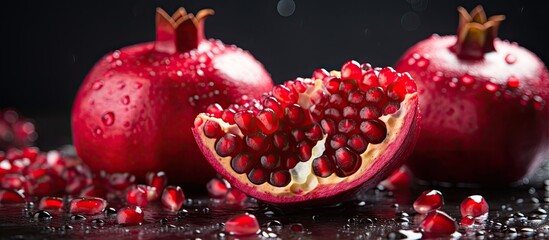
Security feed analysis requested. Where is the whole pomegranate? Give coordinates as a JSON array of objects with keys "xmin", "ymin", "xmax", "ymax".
[
  {"xmin": 395, "ymin": 6, "xmax": 549, "ymax": 185},
  {"xmin": 71, "ymin": 8, "xmax": 273, "ymax": 187},
  {"xmin": 193, "ymin": 61, "xmax": 420, "ymax": 205}
]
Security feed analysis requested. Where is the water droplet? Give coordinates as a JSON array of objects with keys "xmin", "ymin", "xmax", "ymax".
[
  {"xmin": 101, "ymin": 112, "xmax": 115, "ymax": 126},
  {"xmin": 485, "ymin": 82, "xmax": 498, "ymax": 92},
  {"xmin": 505, "ymin": 54, "xmax": 516, "ymax": 64},
  {"xmin": 461, "ymin": 74, "xmax": 475, "ymax": 85},
  {"xmin": 407, "ymin": 57, "xmax": 416, "ymax": 65},
  {"xmin": 196, "ymin": 69, "xmax": 204, "ymax": 77},
  {"xmin": 70, "ymin": 214, "xmax": 86, "ymax": 221},
  {"xmin": 176, "ymin": 71, "xmax": 183, "ymax": 77},
  {"xmin": 112, "ymin": 50, "xmax": 121, "ymax": 59},
  {"xmin": 94, "ymin": 127, "xmax": 103, "ymax": 135},
  {"xmin": 416, "ymin": 58, "xmax": 429, "ymax": 68},
  {"xmin": 533, "ymin": 95, "xmax": 545, "ymax": 110},
  {"xmin": 135, "ymin": 82, "xmax": 143, "ymax": 89},
  {"xmin": 92, "ymin": 81, "xmax": 103, "ymax": 90},
  {"xmin": 115, "ymin": 60, "xmax": 123, "ymax": 66},
  {"xmin": 122, "ymin": 95, "xmax": 130, "ymax": 105},
  {"xmin": 507, "ymin": 76, "xmax": 520, "ymax": 88},
  {"xmin": 33, "ymin": 210, "xmax": 52, "ymax": 220}
]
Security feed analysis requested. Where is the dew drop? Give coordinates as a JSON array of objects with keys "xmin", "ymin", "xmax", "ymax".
[
  {"xmin": 176, "ymin": 71, "xmax": 183, "ymax": 77},
  {"xmin": 197, "ymin": 69, "xmax": 204, "ymax": 77},
  {"xmin": 101, "ymin": 112, "xmax": 115, "ymax": 126},
  {"xmin": 407, "ymin": 58, "xmax": 416, "ymax": 65},
  {"xmin": 94, "ymin": 127, "xmax": 103, "ymax": 135},
  {"xmin": 461, "ymin": 74, "xmax": 475, "ymax": 85},
  {"xmin": 485, "ymin": 82, "xmax": 498, "ymax": 92},
  {"xmin": 416, "ymin": 58, "xmax": 429, "ymax": 68},
  {"xmin": 507, "ymin": 76, "xmax": 520, "ymax": 88},
  {"xmin": 121, "ymin": 96, "xmax": 130, "ymax": 105},
  {"xmin": 112, "ymin": 50, "xmax": 121, "ymax": 59},
  {"xmin": 33, "ymin": 210, "xmax": 52, "ymax": 220},
  {"xmin": 92, "ymin": 81, "xmax": 103, "ymax": 90},
  {"xmin": 505, "ymin": 54, "xmax": 517, "ymax": 64},
  {"xmin": 533, "ymin": 96, "xmax": 545, "ymax": 110}
]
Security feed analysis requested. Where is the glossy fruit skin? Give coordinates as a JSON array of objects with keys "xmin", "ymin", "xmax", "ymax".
[
  {"xmin": 71, "ymin": 10, "xmax": 273, "ymax": 187},
  {"xmin": 396, "ymin": 35, "xmax": 549, "ymax": 185}
]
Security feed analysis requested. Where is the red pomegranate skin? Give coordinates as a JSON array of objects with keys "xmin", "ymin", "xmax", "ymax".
[
  {"xmin": 71, "ymin": 8, "xmax": 273, "ymax": 188},
  {"xmin": 396, "ymin": 31, "xmax": 549, "ymax": 184}
]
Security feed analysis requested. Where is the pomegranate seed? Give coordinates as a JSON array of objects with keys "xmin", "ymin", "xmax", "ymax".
[
  {"xmin": 338, "ymin": 119, "xmax": 356, "ymax": 134},
  {"xmin": 399, "ymin": 72, "xmax": 417, "ymax": 93},
  {"xmin": 334, "ymin": 147, "xmax": 360, "ymax": 176},
  {"xmin": 460, "ymin": 195, "xmax": 489, "ymax": 220},
  {"xmin": 109, "ymin": 172, "xmax": 135, "ymax": 190},
  {"xmin": 347, "ymin": 134, "xmax": 368, "ymax": 153},
  {"xmin": 285, "ymin": 104, "xmax": 305, "ymax": 126},
  {"xmin": 272, "ymin": 132, "xmax": 290, "ymax": 151},
  {"xmin": 221, "ymin": 109, "xmax": 236, "ymax": 124},
  {"xmin": 291, "ymin": 129, "xmax": 306, "ymax": 143},
  {"xmin": 145, "ymin": 185, "xmax": 159, "ymax": 201},
  {"xmin": 340, "ymin": 60, "xmax": 362, "ymax": 81},
  {"xmin": 312, "ymin": 155, "xmax": 334, "ymax": 178},
  {"xmin": 382, "ymin": 102, "xmax": 401, "ymax": 115},
  {"xmin": 320, "ymin": 119, "xmax": 337, "ymax": 135},
  {"xmin": 69, "ymin": 197, "xmax": 107, "ymax": 215},
  {"xmin": 161, "ymin": 185, "xmax": 185, "ymax": 211},
  {"xmin": 330, "ymin": 134, "xmax": 347, "ymax": 149},
  {"xmin": 359, "ymin": 120, "xmax": 387, "ymax": 144},
  {"xmin": 117, "ymin": 206, "xmax": 144, "ymax": 226},
  {"xmin": 342, "ymin": 106, "xmax": 358, "ymax": 119},
  {"xmin": 460, "ymin": 215, "xmax": 475, "ymax": 227},
  {"xmin": 215, "ymin": 133, "xmax": 242, "ymax": 157},
  {"xmin": 28, "ymin": 174, "xmax": 64, "ymax": 197},
  {"xmin": 234, "ymin": 110, "xmax": 257, "ymax": 134},
  {"xmin": 206, "ymin": 178, "xmax": 229, "ymax": 199},
  {"xmin": 324, "ymin": 108, "xmax": 342, "ymax": 121},
  {"xmin": 225, "ymin": 213, "xmax": 260, "ymax": 236},
  {"xmin": 38, "ymin": 196, "xmax": 63, "ymax": 210},
  {"xmin": 247, "ymin": 168, "xmax": 267, "ymax": 185},
  {"xmin": 65, "ymin": 176, "xmax": 92, "ymax": 195},
  {"xmin": 231, "ymin": 152, "xmax": 254, "ymax": 174},
  {"xmin": 339, "ymin": 80, "xmax": 358, "ymax": 95},
  {"xmin": 126, "ymin": 184, "xmax": 148, "ymax": 207},
  {"xmin": 413, "ymin": 189, "xmax": 444, "ymax": 214},
  {"xmin": 260, "ymin": 153, "xmax": 280, "ymax": 170},
  {"xmin": 359, "ymin": 105, "xmax": 381, "ymax": 119},
  {"xmin": 203, "ymin": 120, "xmax": 223, "ymax": 138},
  {"xmin": 80, "ymin": 184, "xmax": 108, "ymax": 199},
  {"xmin": 297, "ymin": 141, "xmax": 312, "ymax": 162},
  {"xmin": 507, "ymin": 76, "xmax": 520, "ymax": 88},
  {"xmin": 146, "ymin": 171, "xmax": 168, "ymax": 196},
  {"xmin": 206, "ymin": 103, "xmax": 224, "ymax": 117},
  {"xmin": 0, "ymin": 189, "xmax": 25, "ymax": 204},
  {"xmin": 312, "ymin": 68, "xmax": 330, "ymax": 80},
  {"xmin": 360, "ymin": 71, "xmax": 380, "ymax": 90},
  {"xmin": 325, "ymin": 77, "xmax": 341, "ymax": 94},
  {"xmin": 225, "ymin": 188, "xmax": 247, "ymax": 205},
  {"xmin": 378, "ymin": 67, "xmax": 398, "ymax": 88},
  {"xmin": 1, "ymin": 173, "xmax": 26, "ymax": 190},
  {"xmin": 263, "ymin": 97, "xmax": 284, "ymax": 118},
  {"xmin": 380, "ymin": 167, "xmax": 411, "ymax": 191},
  {"xmin": 305, "ymin": 124, "xmax": 323, "ymax": 141},
  {"xmin": 387, "ymin": 81, "xmax": 407, "ymax": 101},
  {"xmin": 292, "ymin": 78, "xmax": 308, "ymax": 93},
  {"xmin": 274, "ymin": 85, "xmax": 298, "ymax": 103},
  {"xmin": 284, "ymin": 155, "xmax": 299, "ymax": 169},
  {"xmin": 245, "ymin": 133, "xmax": 270, "ymax": 154},
  {"xmin": 256, "ymin": 109, "xmax": 279, "ymax": 135},
  {"xmin": 365, "ymin": 87, "xmax": 385, "ymax": 104},
  {"xmin": 347, "ymin": 90, "xmax": 365, "ymax": 105},
  {"xmin": 420, "ymin": 210, "xmax": 457, "ymax": 238},
  {"xmin": 269, "ymin": 170, "xmax": 291, "ymax": 187}
]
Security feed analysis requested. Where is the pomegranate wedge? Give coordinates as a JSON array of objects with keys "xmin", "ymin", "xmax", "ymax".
[{"xmin": 193, "ymin": 61, "xmax": 420, "ymax": 205}]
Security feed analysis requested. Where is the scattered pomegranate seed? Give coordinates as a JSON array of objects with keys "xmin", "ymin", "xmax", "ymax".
[
  {"xmin": 225, "ymin": 213, "xmax": 260, "ymax": 236},
  {"xmin": 161, "ymin": 185, "xmax": 185, "ymax": 211},
  {"xmin": 340, "ymin": 60, "xmax": 362, "ymax": 81},
  {"xmin": 0, "ymin": 173, "xmax": 27, "ymax": 190},
  {"xmin": 38, "ymin": 196, "xmax": 64, "ymax": 210},
  {"xmin": 460, "ymin": 195, "xmax": 489, "ymax": 221},
  {"xmin": 380, "ymin": 167, "xmax": 411, "ymax": 191},
  {"xmin": 420, "ymin": 210, "xmax": 457, "ymax": 238},
  {"xmin": 79, "ymin": 184, "xmax": 108, "ymax": 199},
  {"xmin": 206, "ymin": 178, "xmax": 229, "ymax": 199},
  {"xmin": 126, "ymin": 184, "xmax": 148, "ymax": 207},
  {"xmin": 109, "ymin": 172, "xmax": 135, "ymax": 190},
  {"xmin": 413, "ymin": 189, "xmax": 444, "ymax": 214},
  {"xmin": 225, "ymin": 188, "xmax": 247, "ymax": 205},
  {"xmin": 69, "ymin": 197, "xmax": 107, "ymax": 215},
  {"xmin": 460, "ymin": 215, "xmax": 475, "ymax": 227},
  {"xmin": 117, "ymin": 206, "xmax": 144, "ymax": 226},
  {"xmin": 0, "ymin": 189, "xmax": 25, "ymax": 204}
]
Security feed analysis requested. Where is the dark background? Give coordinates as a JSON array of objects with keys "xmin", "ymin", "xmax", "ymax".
[{"xmin": 1, "ymin": 0, "xmax": 548, "ymax": 149}]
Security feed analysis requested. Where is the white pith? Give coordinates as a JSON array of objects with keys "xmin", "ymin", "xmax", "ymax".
[{"xmin": 195, "ymin": 78, "xmax": 412, "ymax": 197}]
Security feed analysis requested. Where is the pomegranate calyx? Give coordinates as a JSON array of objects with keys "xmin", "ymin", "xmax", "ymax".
[
  {"xmin": 155, "ymin": 7, "xmax": 214, "ymax": 54},
  {"xmin": 452, "ymin": 5, "xmax": 505, "ymax": 60}
]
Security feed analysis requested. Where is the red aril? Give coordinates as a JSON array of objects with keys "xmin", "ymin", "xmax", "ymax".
[
  {"xmin": 69, "ymin": 197, "xmax": 107, "ymax": 215},
  {"xmin": 108, "ymin": 172, "xmax": 135, "ymax": 190},
  {"xmin": 117, "ymin": 206, "xmax": 144, "ymax": 226},
  {"xmin": 206, "ymin": 178, "xmax": 229, "ymax": 199},
  {"xmin": 395, "ymin": 6, "xmax": 549, "ymax": 185},
  {"xmin": 224, "ymin": 188, "xmax": 247, "ymax": 205},
  {"xmin": 0, "ymin": 173, "xmax": 27, "ymax": 191},
  {"xmin": 380, "ymin": 167, "xmax": 411, "ymax": 191},
  {"xmin": 460, "ymin": 215, "xmax": 475, "ymax": 227},
  {"xmin": 193, "ymin": 62, "xmax": 420, "ymax": 205},
  {"xmin": 38, "ymin": 196, "xmax": 64, "ymax": 210},
  {"xmin": 71, "ymin": 7, "xmax": 273, "ymax": 187},
  {"xmin": 413, "ymin": 189, "xmax": 444, "ymax": 214},
  {"xmin": 161, "ymin": 185, "xmax": 185, "ymax": 211},
  {"xmin": 126, "ymin": 185, "xmax": 148, "ymax": 207},
  {"xmin": 460, "ymin": 195, "xmax": 489, "ymax": 221},
  {"xmin": 0, "ymin": 110, "xmax": 37, "ymax": 149},
  {"xmin": 79, "ymin": 185, "xmax": 108, "ymax": 199},
  {"xmin": 146, "ymin": 171, "xmax": 167, "ymax": 196},
  {"xmin": 224, "ymin": 213, "xmax": 260, "ymax": 236},
  {"xmin": 0, "ymin": 189, "xmax": 25, "ymax": 204},
  {"xmin": 420, "ymin": 210, "xmax": 457, "ymax": 238}
]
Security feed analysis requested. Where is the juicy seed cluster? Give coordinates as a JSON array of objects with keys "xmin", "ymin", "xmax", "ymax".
[{"xmin": 203, "ymin": 61, "xmax": 416, "ymax": 187}]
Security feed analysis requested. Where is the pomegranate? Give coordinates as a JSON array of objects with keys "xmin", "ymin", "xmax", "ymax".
[
  {"xmin": 193, "ymin": 61, "xmax": 420, "ymax": 205},
  {"xmin": 395, "ymin": 6, "xmax": 549, "ymax": 184},
  {"xmin": 71, "ymin": 7, "xmax": 273, "ymax": 187}
]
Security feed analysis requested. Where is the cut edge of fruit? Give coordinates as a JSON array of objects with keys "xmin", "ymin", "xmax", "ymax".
[{"xmin": 192, "ymin": 79, "xmax": 419, "ymax": 204}]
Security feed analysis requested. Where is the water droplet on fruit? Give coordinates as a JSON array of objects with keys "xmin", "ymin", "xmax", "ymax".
[
  {"xmin": 115, "ymin": 60, "xmax": 123, "ymax": 66},
  {"xmin": 485, "ymin": 82, "xmax": 498, "ymax": 92},
  {"xmin": 505, "ymin": 54, "xmax": 516, "ymax": 64},
  {"xmin": 461, "ymin": 74, "xmax": 475, "ymax": 85},
  {"xmin": 94, "ymin": 127, "xmax": 103, "ymax": 136},
  {"xmin": 416, "ymin": 58, "xmax": 429, "ymax": 68},
  {"xmin": 112, "ymin": 50, "xmax": 121, "ymax": 59},
  {"xmin": 507, "ymin": 76, "xmax": 520, "ymax": 88},
  {"xmin": 197, "ymin": 69, "xmax": 204, "ymax": 77},
  {"xmin": 121, "ymin": 96, "xmax": 130, "ymax": 105},
  {"xmin": 92, "ymin": 81, "xmax": 103, "ymax": 90},
  {"xmin": 533, "ymin": 95, "xmax": 545, "ymax": 110},
  {"xmin": 101, "ymin": 112, "xmax": 115, "ymax": 126}
]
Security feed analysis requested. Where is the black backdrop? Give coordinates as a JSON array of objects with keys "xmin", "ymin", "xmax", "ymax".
[{"xmin": 1, "ymin": 0, "xmax": 548, "ymax": 149}]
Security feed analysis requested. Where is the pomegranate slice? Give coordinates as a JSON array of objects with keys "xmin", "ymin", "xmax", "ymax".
[
  {"xmin": 193, "ymin": 62, "xmax": 420, "ymax": 205},
  {"xmin": 224, "ymin": 213, "xmax": 260, "ymax": 236}
]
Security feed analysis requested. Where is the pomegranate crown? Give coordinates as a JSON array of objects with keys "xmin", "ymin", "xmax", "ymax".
[
  {"xmin": 155, "ymin": 7, "xmax": 215, "ymax": 54},
  {"xmin": 452, "ymin": 5, "xmax": 505, "ymax": 60}
]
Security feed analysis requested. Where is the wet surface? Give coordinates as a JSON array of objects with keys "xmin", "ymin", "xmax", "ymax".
[{"xmin": 2, "ymin": 164, "xmax": 549, "ymax": 239}]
